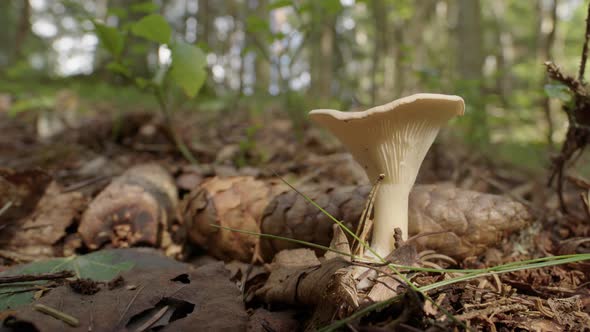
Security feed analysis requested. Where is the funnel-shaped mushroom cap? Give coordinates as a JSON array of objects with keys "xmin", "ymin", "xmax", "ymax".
[{"xmin": 309, "ymin": 93, "xmax": 464, "ymax": 184}]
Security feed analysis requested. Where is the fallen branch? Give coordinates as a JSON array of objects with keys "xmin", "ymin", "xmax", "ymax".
[
  {"xmin": 0, "ymin": 270, "xmax": 74, "ymax": 285},
  {"xmin": 545, "ymin": 1, "xmax": 590, "ymax": 212},
  {"xmin": 33, "ymin": 303, "xmax": 79, "ymax": 327}
]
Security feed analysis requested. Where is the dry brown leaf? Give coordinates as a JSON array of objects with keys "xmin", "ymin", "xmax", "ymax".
[
  {"xmin": 3, "ymin": 249, "xmax": 247, "ymax": 332},
  {"xmin": 0, "ymin": 182, "xmax": 86, "ymax": 258},
  {"xmin": 254, "ymin": 248, "xmax": 354, "ymax": 310},
  {"xmin": 0, "ymin": 168, "xmax": 52, "ymax": 224},
  {"xmin": 247, "ymin": 308, "xmax": 301, "ymax": 332}
]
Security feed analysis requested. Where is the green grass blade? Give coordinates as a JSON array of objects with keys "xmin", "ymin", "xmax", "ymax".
[
  {"xmin": 272, "ymin": 172, "xmax": 385, "ymax": 261},
  {"xmin": 210, "ymin": 224, "xmax": 356, "ymax": 259}
]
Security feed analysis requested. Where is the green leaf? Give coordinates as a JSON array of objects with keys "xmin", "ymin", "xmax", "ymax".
[
  {"xmin": 268, "ymin": 0, "xmax": 292, "ymax": 10},
  {"xmin": 319, "ymin": 0, "xmax": 342, "ymax": 14},
  {"xmin": 0, "ymin": 251, "xmax": 133, "ymax": 310},
  {"xmin": 130, "ymin": 1, "xmax": 159, "ymax": 13},
  {"xmin": 246, "ymin": 16, "xmax": 270, "ymax": 34},
  {"xmin": 135, "ymin": 77, "xmax": 151, "ymax": 89},
  {"xmin": 169, "ymin": 42, "xmax": 207, "ymax": 98},
  {"xmin": 131, "ymin": 14, "xmax": 172, "ymax": 44},
  {"xmin": 93, "ymin": 22, "xmax": 125, "ymax": 57},
  {"xmin": 106, "ymin": 61, "xmax": 132, "ymax": 78},
  {"xmin": 544, "ymin": 83, "xmax": 571, "ymax": 102},
  {"xmin": 107, "ymin": 7, "xmax": 128, "ymax": 19},
  {"xmin": 8, "ymin": 96, "xmax": 54, "ymax": 117}
]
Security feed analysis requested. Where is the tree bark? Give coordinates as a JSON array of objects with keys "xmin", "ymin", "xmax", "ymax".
[
  {"xmin": 12, "ymin": 0, "xmax": 30, "ymax": 62},
  {"xmin": 309, "ymin": 4, "xmax": 335, "ymax": 100},
  {"xmin": 198, "ymin": 0, "xmax": 213, "ymax": 46},
  {"xmin": 253, "ymin": 0, "xmax": 270, "ymax": 94},
  {"xmin": 457, "ymin": 0, "xmax": 488, "ymax": 143},
  {"xmin": 370, "ymin": 0, "xmax": 387, "ymax": 105}
]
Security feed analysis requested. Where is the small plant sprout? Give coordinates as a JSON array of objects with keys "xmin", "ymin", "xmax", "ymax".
[
  {"xmin": 309, "ymin": 94, "xmax": 464, "ymax": 258},
  {"xmin": 93, "ymin": 11, "xmax": 207, "ymax": 164}
]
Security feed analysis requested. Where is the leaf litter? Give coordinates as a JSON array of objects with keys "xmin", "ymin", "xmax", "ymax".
[{"xmin": 0, "ymin": 85, "xmax": 589, "ymax": 330}]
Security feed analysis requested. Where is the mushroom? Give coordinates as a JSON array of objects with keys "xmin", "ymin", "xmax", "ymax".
[{"xmin": 309, "ymin": 93, "xmax": 464, "ymax": 258}]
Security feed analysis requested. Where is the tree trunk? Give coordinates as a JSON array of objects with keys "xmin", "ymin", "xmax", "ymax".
[
  {"xmin": 198, "ymin": 0, "xmax": 213, "ymax": 46},
  {"xmin": 309, "ymin": 4, "xmax": 335, "ymax": 100},
  {"xmin": 370, "ymin": 0, "xmax": 387, "ymax": 105},
  {"xmin": 253, "ymin": 0, "xmax": 269, "ymax": 94},
  {"xmin": 456, "ymin": 0, "xmax": 488, "ymax": 144},
  {"xmin": 12, "ymin": 0, "xmax": 30, "ymax": 62}
]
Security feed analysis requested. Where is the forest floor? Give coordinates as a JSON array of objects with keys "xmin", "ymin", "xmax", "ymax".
[{"xmin": 0, "ymin": 97, "xmax": 588, "ymax": 331}]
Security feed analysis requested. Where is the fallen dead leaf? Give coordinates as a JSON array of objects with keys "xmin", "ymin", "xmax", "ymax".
[
  {"xmin": 0, "ymin": 182, "xmax": 86, "ymax": 258},
  {"xmin": 0, "ymin": 169, "xmax": 52, "ymax": 225},
  {"xmin": 247, "ymin": 308, "xmax": 300, "ymax": 332},
  {"xmin": 2, "ymin": 248, "xmax": 247, "ymax": 332}
]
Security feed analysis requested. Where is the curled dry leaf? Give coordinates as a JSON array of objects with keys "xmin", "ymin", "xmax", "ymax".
[
  {"xmin": 253, "ymin": 237, "xmax": 420, "ymax": 329},
  {"xmin": 0, "ymin": 168, "xmax": 52, "ymax": 224},
  {"xmin": 254, "ymin": 248, "xmax": 356, "ymax": 328},
  {"xmin": 183, "ymin": 176, "xmax": 532, "ymax": 261},
  {"xmin": 78, "ymin": 164, "xmax": 177, "ymax": 250},
  {"xmin": 181, "ymin": 176, "xmax": 288, "ymax": 261},
  {"xmin": 0, "ymin": 182, "xmax": 86, "ymax": 258}
]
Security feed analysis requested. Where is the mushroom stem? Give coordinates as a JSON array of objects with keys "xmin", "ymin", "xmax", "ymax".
[{"xmin": 371, "ymin": 183, "xmax": 411, "ymax": 257}]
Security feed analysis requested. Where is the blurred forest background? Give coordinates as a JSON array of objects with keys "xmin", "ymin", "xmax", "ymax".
[{"xmin": 1, "ymin": 0, "xmax": 589, "ymax": 170}]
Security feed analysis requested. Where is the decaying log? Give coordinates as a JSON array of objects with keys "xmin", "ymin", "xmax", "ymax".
[
  {"xmin": 78, "ymin": 164, "xmax": 177, "ymax": 250},
  {"xmin": 182, "ymin": 176, "xmax": 532, "ymax": 262}
]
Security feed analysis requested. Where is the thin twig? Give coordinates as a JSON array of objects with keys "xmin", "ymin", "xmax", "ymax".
[
  {"xmin": 351, "ymin": 261, "xmax": 407, "ymax": 287},
  {"xmin": 0, "ymin": 249, "xmax": 36, "ymax": 263},
  {"xmin": 135, "ymin": 305, "xmax": 169, "ymax": 332},
  {"xmin": 118, "ymin": 284, "xmax": 145, "ymax": 325},
  {"xmin": 579, "ymin": 1, "xmax": 590, "ymax": 82},
  {"xmin": 0, "ymin": 287, "xmax": 45, "ymax": 296},
  {"xmin": 454, "ymin": 303, "xmax": 527, "ymax": 321},
  {"xmin": 62, "ymin": 175, "xmax": 111, "ymax": 193},
  {"xmin": 0, "ymin": 201, "xmax": 13, "ymax": 217},
  {"xmin": 352, "ymin": 174, "xmax": 384, "ymax": 256},
  {"xmin": 545, "ymin": 62, "xmax": 585, "ymax": 95},
  {"xmin": 33, "ymin": 303, "xmax": 80, "ymax": 327},
  {"xmin": 0, "ymin": 270, "xmax": 74, "ymax": 285}
]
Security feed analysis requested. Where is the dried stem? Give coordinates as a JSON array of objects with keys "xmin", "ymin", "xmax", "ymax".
[
  {"xmin": 351, "ymin": 174, "xmax": 384, "ymax": 256},
  {"xmin": 544, "ymin": 1, "xmax": 590, "ymax": 212},
  {"xmin": 33, "ymin": 303, "xmax": 80, "ymax": 327},
  {"xmin": 0, "ymin": 270, "xmax": 74, "ymax": 285},
  {"xmin": 579, "ymin": 1, "xmax": 590, "ymax": 82}
]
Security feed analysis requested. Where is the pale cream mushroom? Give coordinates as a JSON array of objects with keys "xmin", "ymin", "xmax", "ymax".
[{"xmin": 309, "ymin": 93, "xmax": 464, "ymax": 258}]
